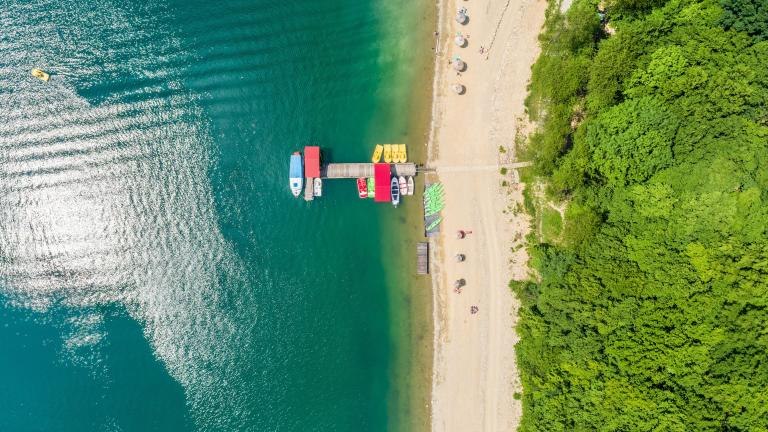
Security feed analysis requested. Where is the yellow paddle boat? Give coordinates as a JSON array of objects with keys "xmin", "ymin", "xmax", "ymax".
[
  {"xmin": 31, "ymin": 68, "xmax": 50, "ymax": 82},
  {"xmin": 383, "ymin": 144, "xmax": 393, "ymax": 163},
  {"xmin": 371, "ymin": 144, "xmax": 383, "ymax": 163},
  {"xmin": 398, "ymin": 144, "xmax": 407, "ymax": 163}
]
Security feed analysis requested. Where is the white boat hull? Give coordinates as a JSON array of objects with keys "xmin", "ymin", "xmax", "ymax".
[{"xmin": 290, "ymin": 177, "xmax": 302, "ymax": 197}]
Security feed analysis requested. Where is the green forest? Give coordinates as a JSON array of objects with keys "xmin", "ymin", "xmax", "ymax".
[{"xmin": 515, "ymin": 0, "xmax": 768, "ymax": 430}]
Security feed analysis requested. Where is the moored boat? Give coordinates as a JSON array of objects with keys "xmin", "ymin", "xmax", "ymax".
[
  {"xmin": 406, "ymin": 176, "xmax": 414, "ymax": 196},
  {"xmin": 391, "ymin": 177, "xmax": 400, "ymax": 206},
  {"xmin": 313, "ymin": 178, "xmax": 322, "ymax": 197},
  {"xmin": 357, "ymin": 177, "xmax": 368, "ymax": 198},
  {"xmin": 398, "ymin": 144, "xmax": 407, "ymax": 163},
  {"xmin": 367, "ymin": 177, "xmax": 375, "ymax": 198},
  {"xmin": 31, "ymin": 68, "xmax": 50, "ymax": 82},
  {"xmin": 371, "ymin": 144, "xmax": 383, "ymax": 163},
  {"xmin": 383, "ymin": 144, "xmax": 393, "ymax": 163},
  {"xmin": 289, "ymin": 152, "xmax": 303, "ymax": 198},
  {"xmin": 398, "ymin": 176, "xmax": 407, "ymax": 196}
]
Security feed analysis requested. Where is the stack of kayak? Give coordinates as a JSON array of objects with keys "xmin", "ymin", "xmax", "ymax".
[{"xmin": 424, "ymin": 183, "xmax": 445, "ymax": 235}]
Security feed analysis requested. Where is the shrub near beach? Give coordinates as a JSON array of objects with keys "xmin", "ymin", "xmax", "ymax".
[{"xmin": 516, "ymin": 0, "xmax": 768, "ymax": 430}]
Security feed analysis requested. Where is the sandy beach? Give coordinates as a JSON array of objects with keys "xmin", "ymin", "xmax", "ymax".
[{"xmin": 426, "ymin": 0, "xmax": 546, "ymax": 430}]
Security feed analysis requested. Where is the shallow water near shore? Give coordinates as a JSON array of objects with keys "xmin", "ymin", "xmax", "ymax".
[{"xmin": 0, "ymin": 0, "xmax": 433, "ymax": 430}]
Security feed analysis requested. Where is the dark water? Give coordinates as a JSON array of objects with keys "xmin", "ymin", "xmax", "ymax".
[{"xmin": 0, "ymin": 0, "xmax": 431, "ymax": 430}]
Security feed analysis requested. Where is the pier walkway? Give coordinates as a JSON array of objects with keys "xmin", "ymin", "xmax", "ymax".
[
  {"xmin": 416, "ymin": 242, "xmax": 429, "ymax": 275},
  {"xmin": 323, "ymin": 163, "xmax": 416, "ymax": 178},
  {"xmin": 425, "ymin": 161, "xmax": 533, "ymax": 173}
]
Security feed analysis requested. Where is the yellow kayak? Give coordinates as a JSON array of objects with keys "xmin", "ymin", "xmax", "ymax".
[
  {"xmin": 371, "ymin": 144, "xmax": 383, "ymax": 163},
  {"xmin": 383, "ymin": 144, "xmax": 393, "ymax": 163},
  {"xmin": 399, "ymin": 144, "xmax": 407, "ymax": 163},
  {"xmin": 31, "ymin": 68, "xmax": 50, "ymax": 82}
]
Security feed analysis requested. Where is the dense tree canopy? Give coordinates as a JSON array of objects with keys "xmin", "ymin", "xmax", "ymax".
[
  {"xmin": 720, "ymin": 0, "xmax": 768, "ymax": 41},
  {"xmin": 517, "ymin": 0, "xmax": 768, "ymax": 430}
]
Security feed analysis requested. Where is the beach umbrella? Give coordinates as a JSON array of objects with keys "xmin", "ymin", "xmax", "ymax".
[
  {"xmin": 454, "ymin": 279, "xmax": 466, "ymax": 288},
  {"xmin": 455, "ymin": 254, "xmax": 466, "ymax": 262},
  {"xmin": 455, "ymin": 11, "xmax": 468, "ymax": 24},
  {"xmin": 456, "ymin": 230, "xmax": 466, "ymax": 239},
  {"xmin": 452, "ymin": 58, "xmax": 466, "ymax": 72},
  {"xmin": 454, "ymin": 34, "xmax": 466, "ymax": 47},
  {"xmin": 452, "ymin": 83, "xmax": 466, "ymax": 95}
]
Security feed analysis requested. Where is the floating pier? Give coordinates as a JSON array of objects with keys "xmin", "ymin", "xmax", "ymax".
[
  {"xmin": 292, "ymin": 145, "xmax": 418, "ymax": 203},
  {"xmin": 416, "ymin": 242, "xmax": 429, "ymax": 275},
  {"xmin": 323, "ymin": 163, "xmax": 417, "ymax": 179}
]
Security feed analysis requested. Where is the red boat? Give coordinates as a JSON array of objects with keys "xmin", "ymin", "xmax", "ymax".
[{"xmin": 357, "ymin": 177, "xmax": 368, "ymax": 198}]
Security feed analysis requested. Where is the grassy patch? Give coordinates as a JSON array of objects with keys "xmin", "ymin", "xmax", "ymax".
[{"xmin": 540, "ymin": 207, "xmax": 562, "ymax": 243}]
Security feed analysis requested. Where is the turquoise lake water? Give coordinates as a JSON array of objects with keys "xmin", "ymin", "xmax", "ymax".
[{"xmin": 0, "ymin": 0, "xmax": 432, "ymax": 430}]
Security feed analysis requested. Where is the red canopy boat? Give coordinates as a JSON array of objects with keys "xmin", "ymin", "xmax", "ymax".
[{"xmin": 357, "ymin": 177, "xmax": 368, "ymax": 198}]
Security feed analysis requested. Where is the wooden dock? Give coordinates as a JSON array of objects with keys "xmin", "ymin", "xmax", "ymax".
[
  {"xmin": 416, "ymin": 242, "xmax": 429, "ymax": 275},
  {"xmin": 304, "ymin": 177, "xmax": 314, "ymax": 201},
  {"xmin": 323, "ymin": 163, "xmax": 417, "ymax": 178}
]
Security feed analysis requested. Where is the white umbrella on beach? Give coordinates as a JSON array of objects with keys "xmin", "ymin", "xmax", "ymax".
[
  {"xmin": 454, "ymin": 33, "xmax": 466, "ymax": 47},
  {"xmin": 452, "ymin": 58, "xmax": 466, "ymax": 72},
  {"xmin": 451, "ymin": 83, "xmax": 465, "ymax": 95},
  {"xmin": 456, "ymin": 12, "xmax": 468, "ymax": 24}
]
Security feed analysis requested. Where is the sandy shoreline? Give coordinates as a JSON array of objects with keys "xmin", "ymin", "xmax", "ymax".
[{"xmin": 426, "ymin": 0, "xmax": 546, "ymax": 430}]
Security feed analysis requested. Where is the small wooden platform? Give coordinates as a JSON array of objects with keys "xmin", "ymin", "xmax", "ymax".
[
  {"xmin": 323, "ymin": 163, "xmax": 417, "ymax": 178},
  {"xmin": 304, "ymin": 177, "xmax": 314, "ymax": 201},
  {"xmin": 416, "ymin": 242, "xmax": 429, "ymax": 275}
]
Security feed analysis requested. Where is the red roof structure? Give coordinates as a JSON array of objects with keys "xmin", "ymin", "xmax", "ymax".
[
  {"xmin": 374, "ymin": 163, "xmax": 391, "ymax": 202},
  {"xmin": 304, "ymin": 146, "xmax": 320, "ymax": 178}
]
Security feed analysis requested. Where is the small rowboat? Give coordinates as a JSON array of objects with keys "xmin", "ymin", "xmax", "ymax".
[
  {"xmin": 383, "ymin": 144, "xmax": 393, "ymax": 163},
  {"xmin": 367, "ymin": 177, "xmax": 375, "ymax": 198},
  {"xmin": 406, "ymin": 176, "xmax": 414, "ymax": 196},
  {"xmin": 31, "ymin": 68, "xmax": 50, "ymax": 82},
  {"xmin": 391, "ymin": 177, "xmax": 400, "ymax": 207},
  {"xmin": 357, "ymin": 177, "xmax": 368, "ymax": 198},
  {"xmin": 371, "ymin": 144, "xmax": 383, "ymax": 163},
  {"xmin": 313, "ymin": 178, "xmax": 322, "ymax": 197},
  {"xmin": 399, "ymin": 176, "xmax": 407, "ymax": 196}
]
